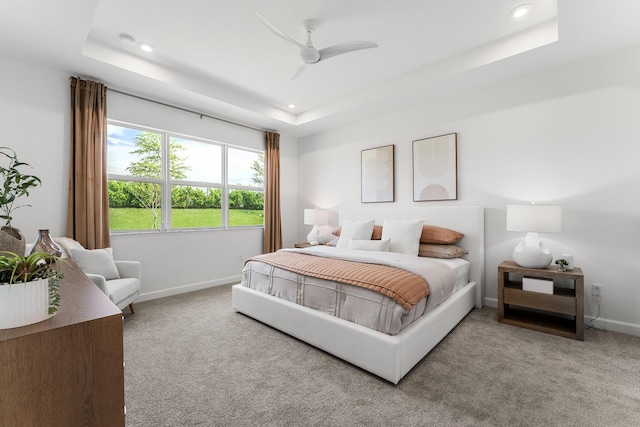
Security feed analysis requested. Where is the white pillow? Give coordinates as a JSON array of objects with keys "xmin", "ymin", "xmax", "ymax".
[
  {"xmin": 336, "ymin": 219, "xmax": 375, "ymax": 248},
  {"xmin": 381, "ymin": 218, "xmax": 425, "ymax": 256},
  {"xmin": 349, "ymin": 238, "xmax": 390, "ymax": 252},
  {"xmin": 71, "ymin": 247, "xmax": 121, "ymax": 280}
]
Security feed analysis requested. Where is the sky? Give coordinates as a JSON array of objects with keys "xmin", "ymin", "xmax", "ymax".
[{"xmin": 107, "ymin": 124, "xmax": 261, "ymax": 186}]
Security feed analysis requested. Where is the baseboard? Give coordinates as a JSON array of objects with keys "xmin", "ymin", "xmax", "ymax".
[
  {"xmin": 137, "ymin": 275, "xmax": 241, "ymax": 303},
  {"xmin": 584, "ymin": 315, "xmax": 640, "ymax": 337},
  {"xmin": 484, "ymin": 297, "xmax": 639, "ymax": 337},
  {"xmin": 483, "ymin": 297, "xmax": 497, "ymax": 308}
]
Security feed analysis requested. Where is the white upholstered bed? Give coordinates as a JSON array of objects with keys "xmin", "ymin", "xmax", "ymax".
[{"xmin": 232, "ymin": 206, "xmax": 484, "ymax": 384}]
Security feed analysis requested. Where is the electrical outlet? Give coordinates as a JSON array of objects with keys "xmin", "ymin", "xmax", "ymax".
[{"xmin": 592, "ymin": 283, "xmax": 603, "ymax": 296}]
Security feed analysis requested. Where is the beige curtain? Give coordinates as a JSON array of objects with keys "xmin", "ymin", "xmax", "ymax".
[
  {"xmin": 263, "ymin": 132, "xmax": 282, "ymax": 253},
  {"xmin": 67, "ymin": 77, "xmax": 110, "ymax": 249}
]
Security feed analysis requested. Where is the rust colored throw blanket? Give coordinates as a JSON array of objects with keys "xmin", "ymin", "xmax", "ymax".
[{"xmin": 248, "ymin": 251, "xmax": 429, "ymax": 310}]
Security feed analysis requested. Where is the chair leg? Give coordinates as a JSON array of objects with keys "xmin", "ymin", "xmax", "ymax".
[{"xmin": 129, "ymin": 303, "xmax": 136, "ymax": 314}]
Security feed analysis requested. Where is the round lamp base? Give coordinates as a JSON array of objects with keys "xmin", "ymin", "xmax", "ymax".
[{"xmin": 512, "ymin": 232, "xmax": 553, "ymax": 269}]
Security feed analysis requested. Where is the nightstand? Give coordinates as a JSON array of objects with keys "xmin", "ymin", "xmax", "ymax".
[{"xmin": 498, "ymin": 261, "xmax": 584, "ymax": 340}]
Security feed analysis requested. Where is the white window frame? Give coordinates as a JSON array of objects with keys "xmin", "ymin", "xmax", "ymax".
[{"xmin": 107, "ymin": 120, "xmax": 264, "ymax": 233}]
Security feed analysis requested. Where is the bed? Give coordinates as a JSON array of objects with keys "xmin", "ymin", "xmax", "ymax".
[{"xmin": 232, "ymin": 206, "xmax": 484, "ymax": 384}]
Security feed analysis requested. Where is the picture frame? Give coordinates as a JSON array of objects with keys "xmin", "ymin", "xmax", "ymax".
[
  {"xmin": 361, "ymin": 144, "xmax": 394, "ymax": 203},
  {"xmin": 412, "ymin": 133, "xmax": 457, "ymax": 201}
]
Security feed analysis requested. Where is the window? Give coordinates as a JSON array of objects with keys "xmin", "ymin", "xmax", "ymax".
[
  {"xmin": 168, "ymin": 136, "xmax": 223, "ymax": 229},
  {"xmin": 228, "ymin": 148, "xmax": 265, "ymax": 227},
  {"xmin": 107, "ymin": 121, "xmax": 264, "ymax": 232}
]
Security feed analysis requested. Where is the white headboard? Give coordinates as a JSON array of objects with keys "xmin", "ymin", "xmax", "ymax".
[{"xmin": 339, "ymin": 206, "xmax": 485, "ymax": 307}]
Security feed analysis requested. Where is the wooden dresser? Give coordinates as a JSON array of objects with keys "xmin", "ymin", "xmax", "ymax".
[{"xmin": 0, "ymin": 261, "xmax": 125, "ymax": 427}]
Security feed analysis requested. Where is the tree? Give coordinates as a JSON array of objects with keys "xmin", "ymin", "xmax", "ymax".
[
  {"xmin": 251, "ymin": 154, "xmax": 264, "ymax": 186},
  {"xmin": 108, "ymin": 180, "xmax": 136, "ymax": 208},
  {"xmin": 228, "ymin": 190, "xmax": 263, "ymax": 210},
  {"xmin": 126, "ymin": 132, "xmax": 189, "ymax": 228},
  {"xmin": 228, "ymin": 189, "xmax": 244, "ymax": 209}
]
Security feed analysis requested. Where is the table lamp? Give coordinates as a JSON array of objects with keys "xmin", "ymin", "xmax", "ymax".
[
  {"xmin": 506, "ymin": 204, "xmax": 561, "ymax": 268},
  {"xmin": 304, "ymin": 208, "xmax": 330, "ymax": 245}
]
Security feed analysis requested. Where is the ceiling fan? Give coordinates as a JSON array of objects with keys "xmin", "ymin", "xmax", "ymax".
[{"xmin": 257, "ymin": 12, "xmax": 378, "ymax": 79}]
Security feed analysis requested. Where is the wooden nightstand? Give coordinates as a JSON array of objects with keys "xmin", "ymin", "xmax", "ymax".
[{"xmin": 498, "ymin": 261, "xmax": 584, "ymax": 340}]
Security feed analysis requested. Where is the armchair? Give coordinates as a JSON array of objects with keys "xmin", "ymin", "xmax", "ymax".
[{"xmin": 54, "ymin": 237, "xmax": 141, "ymax": 314}]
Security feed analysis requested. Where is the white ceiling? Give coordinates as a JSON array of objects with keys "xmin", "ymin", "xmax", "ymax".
[{"xmin": 1, "ymin": 0, "xmax": 640, "ymax": 137}]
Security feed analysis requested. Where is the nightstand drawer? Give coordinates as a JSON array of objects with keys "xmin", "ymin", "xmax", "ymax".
[{"xmin": 504, "ymin": 287, "xmax": 576, "ymax": 316}]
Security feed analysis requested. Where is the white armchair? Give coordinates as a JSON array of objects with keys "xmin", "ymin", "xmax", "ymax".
[
  {"xmin": 54, "ymin": 237, "xmax": 141, "ymax": 314},
  {"xmin": 83, "ymin": 259, "xmax": 141, "ymax": 314}
]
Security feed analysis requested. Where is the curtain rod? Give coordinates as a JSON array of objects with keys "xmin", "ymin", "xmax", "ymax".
[{"xmin": 107, "ymin": 87, "xmax": 268, "ymax": 133}]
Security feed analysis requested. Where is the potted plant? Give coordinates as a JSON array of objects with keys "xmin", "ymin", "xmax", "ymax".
[
  {"xmin": 555, "ymin": 259, "xmax": 568, "ymax": 272},
  {"xmin": 0, "ymin": 147, "xmax": 41, "ymax": 255},
  {"xmin": 0, "ymin": 251, "xmax": 63, "ymax": 329}
]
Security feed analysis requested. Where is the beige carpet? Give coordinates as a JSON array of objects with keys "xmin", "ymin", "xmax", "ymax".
[{"xmin": 123, "ymin": 284, "xmax": 640, "ymax": 426}]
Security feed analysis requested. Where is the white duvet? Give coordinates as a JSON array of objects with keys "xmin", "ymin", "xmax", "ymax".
[
  {"xmin": 283, "ymin": 245, "xmax": 461, "ymax": 311},
  {"xmin": 242, "ymin": 246, "xmax": 470, "ymax": 335}
]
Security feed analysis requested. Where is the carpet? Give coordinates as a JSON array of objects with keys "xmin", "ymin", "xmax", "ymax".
[{"xmin": 123, "ymin": 284, "xmax": 640, "ymax": 426}]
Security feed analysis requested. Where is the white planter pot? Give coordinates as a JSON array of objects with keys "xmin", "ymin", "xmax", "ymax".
[{"xmin": 0, "ymin": 278, "xmax": 54, "ymax": 329}]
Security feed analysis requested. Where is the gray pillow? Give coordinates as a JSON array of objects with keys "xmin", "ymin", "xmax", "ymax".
[{"xmin": 71, "ymin": 247, "xmax": 121, "ymax": 280}]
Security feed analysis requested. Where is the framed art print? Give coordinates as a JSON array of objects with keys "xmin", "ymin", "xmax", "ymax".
[
  {"xmin": 412, "ymin": 133, "xmax": 457, "ymax": 201},
  {"xmin": 361, "ymin": 144, "xmax": 394, "ymax": 203}
]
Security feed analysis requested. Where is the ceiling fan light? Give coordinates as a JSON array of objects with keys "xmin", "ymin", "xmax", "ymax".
[{"xmin": 510, "ymin": 4, "xmax": 531, "ymax": 18}]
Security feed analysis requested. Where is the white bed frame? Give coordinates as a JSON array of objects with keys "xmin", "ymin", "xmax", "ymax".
[{"xmin": 232, "ymin": 206, "xmax": 484, "ymax": 384}]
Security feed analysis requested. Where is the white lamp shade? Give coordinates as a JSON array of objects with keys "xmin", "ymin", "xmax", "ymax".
[
  {"xmin": 506, "ymin": 204, "xmax": 561, "ymax": 233},
  {"xmin": 303, "ymin": 209, "xmax": 329, "ymax": 226}
]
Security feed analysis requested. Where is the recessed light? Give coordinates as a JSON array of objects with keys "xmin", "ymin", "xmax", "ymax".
[
  {"xmin": 119, "ymin": 34, "xmax": 136, "ymax": 47},
  {"xmin": 288, "ymin": 103, "xmax": 296, "ymax": 109},
  {"xmin": 510, "ymin": 4, "xmax": 531, "ymax": 18},
  {"xmin": 138, "ymin": 42, "xmax": 154, "ymax": 53}
]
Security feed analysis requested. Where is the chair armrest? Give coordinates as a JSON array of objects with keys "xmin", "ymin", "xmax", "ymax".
[
  {"xmin": 86, "ymin": 273, "xmax": 108, "ymax": 294},
  {"xmin": 115, "ymin": 260, "xmax": 141, "ymax": 280}
]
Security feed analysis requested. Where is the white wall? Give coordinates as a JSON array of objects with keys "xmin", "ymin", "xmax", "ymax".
[
  {"xmin": 297, "ymin": 44, "xmax": 640, "ymax": 336},
  {"xmin": 0, "ymin": 56, "xmax": 299, "ymax": 302},
  {"xmin": 0, "ymin": 56, "xmax": 69, "ymax": 240}
]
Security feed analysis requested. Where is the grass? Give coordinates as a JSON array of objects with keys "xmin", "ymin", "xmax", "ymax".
[{"xmin": 109, "ymin": 208, "xmax": 263, "ymax": 231}]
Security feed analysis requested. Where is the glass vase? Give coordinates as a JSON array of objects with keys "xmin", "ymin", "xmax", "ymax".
[{"xmin": 30, "ymin": 229, "xmax": 62, "ymax": 259}]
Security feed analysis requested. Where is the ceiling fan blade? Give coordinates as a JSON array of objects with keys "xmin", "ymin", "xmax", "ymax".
[
  {"xmin": 291, "ymin": 64, "xmax": 306, "ymax": 80},
  {"xmin": 319, "ymin": 41, "xmax": 378, "ymax": 61},
  {"xmin": 256, "ymin": 11, "xmax": 304, "ymax": 49}
]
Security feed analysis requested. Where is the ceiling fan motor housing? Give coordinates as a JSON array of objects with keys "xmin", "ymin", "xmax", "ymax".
[{"xmin": 300, "ymin": 46, "xmax": 320, "ymax": 63}]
